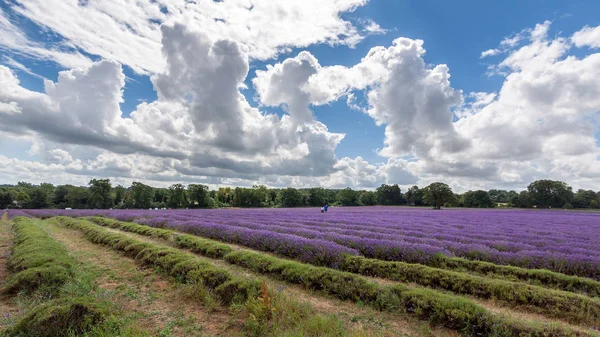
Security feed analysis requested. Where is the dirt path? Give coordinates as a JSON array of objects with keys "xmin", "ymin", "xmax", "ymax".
[
  {"xmin": 42, "ymin": 221, "xmax": 244, "ymax": 337},
  {"xmin": 0, "ymin": 217, "xmax": 20, "ymax": 331},
  {"xmin": 98, "ymin": 226, "xmax": 460, "ymax": 337}
]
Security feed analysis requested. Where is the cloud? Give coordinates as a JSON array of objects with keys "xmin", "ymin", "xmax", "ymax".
[
  {"xmin": 572, "ymin": 25, "xmax": 600, "ymax": 49},
  {"xmin": 480, "ymin": 49, "xmax": 500, "ymax": 58},
  {"xmin": 0, "ymin": 22, "xmax": 346, "ymax": 182},
  {"xmin": 0, "ymin": 8, "xmax": 92, "ymax": 69},
  {"xmin": 1, "ymin": 14, "xmax": 599, "ymax": 193},
  {"xmin": 3, "ymin": 0, "xmax": 370, "ymax": 73},
  {"xmin": 361, "ymin": 19, "xmax": 387, "ymax": 34},
  {"xmin": 3, "ymin": 56, "xmax": 47, "ymax": 80}
]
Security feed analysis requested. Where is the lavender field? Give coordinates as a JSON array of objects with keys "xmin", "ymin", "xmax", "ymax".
[{"xmin": 10, "ymin": 207, "xmax": 600, "ymax": 279}]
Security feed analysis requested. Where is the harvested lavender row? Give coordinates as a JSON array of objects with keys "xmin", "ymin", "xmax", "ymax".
[{"xmin": 10, "ymin": 207, "xmax": 600, "ymax": 278}]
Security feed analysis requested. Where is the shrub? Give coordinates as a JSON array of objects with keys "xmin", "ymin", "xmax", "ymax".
[
  {"xmin": 5, "ymin": 296, "xmax": 112, "ymax": 337},
  {"xmin": 3, "ymin": 217, "xmax": 74, "ymax": 295}
]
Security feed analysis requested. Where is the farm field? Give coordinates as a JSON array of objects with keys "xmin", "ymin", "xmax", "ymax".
[{"xmin": 2, "ymin": 207, "xmax": 600, "ymax": 336}]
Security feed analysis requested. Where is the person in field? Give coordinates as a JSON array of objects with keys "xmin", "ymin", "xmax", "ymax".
[{"xmin": 321, "ymin": 203, "xmax": 329, "ymax": 213}]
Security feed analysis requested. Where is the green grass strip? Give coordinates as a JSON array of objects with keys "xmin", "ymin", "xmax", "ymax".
[{"xmin": 3, "ymin": 217, "xmax": 75, "ymax": 296}]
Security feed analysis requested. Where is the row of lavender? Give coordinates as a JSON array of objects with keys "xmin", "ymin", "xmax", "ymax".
[{"xmin": 9, "ymin": 207, "xmax": 600, "ymax": 278}]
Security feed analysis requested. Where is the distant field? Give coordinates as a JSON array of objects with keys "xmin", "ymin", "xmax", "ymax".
[{"xmin": 2, "ymin": 207, "xmax": 600, "ymax": 336}]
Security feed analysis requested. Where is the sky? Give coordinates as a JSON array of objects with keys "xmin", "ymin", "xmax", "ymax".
[{"xmin": 0, "ymin": 0, "xmax": 599, "ymax": 192}]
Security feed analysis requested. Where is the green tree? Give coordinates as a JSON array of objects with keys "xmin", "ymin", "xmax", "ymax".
[
  {"xmin": 511, "ymin": 190, "xmax": 532, "ymax": 208},
  {"xmin": 166, "ymin": 183, "xmax": 187, "ymax": 208},
  {"xmin": 131, "ymin": 182, "xmax": 154, "ymax": 209},
  {"xmin": 113, "ymin": 185, "xmax": 126, "ymax": 206},
  {"xmin": 53, "ymin": 185, "xmax": 72, "ymax": 208},
  {"xmin": 187, "ymin": 184, "xmax": 209, "ymax": 208},
  {"xmin": 307, "ymin": 187, "xmax": 328, "ymax": 206},
  {"xmin": 65, "ymin": 187, "xmax": 89, "ymax": 209},
  {"xmin": 423, "ymin": 182, "xmax": 453, "ymax": 209},
  {"xmin": 15, "ymin": 191, "xmax": 31, "ymax": 208},
  {"xmin": 527, "ymin": 180, "xmax": 574, "ymax": 208},
  {"xmin": 572, "ymin": 189, "xmax": 599, "ymax": 208},
  {"xmin": 405, "ymin": 186, "xmax": 425, "ymax": 206},
  {"xmin": 88, "ymin": 179, "xmax": 113, "ymax": 209},
  {"xmin": 30, "ymin": 188, "xmax": 51, "ymax": 208},
  {"xmin": 462, "ymin": 190, "xmax": 494, "ymax": 208},
  {"xmin": 358, "ymin": 191, "xmax": 377, "ymax": 206},
  {"xmin": 0, "ymin": 189, "xmax": 14, "ymax": 208},
  {"xmin": 277, "ymin": 188, "xmax": 306, "ymax": 207},
  {"xmin": 216, "ymin": 187, "xmax": 234, "ymax": 206},
  {"xmin": 375, "ymin": 184, "xmax": 404, "ymax": 205},
  {"xmin": 337, "ymin": 188, "xmax": 359, "ymax": 206}
]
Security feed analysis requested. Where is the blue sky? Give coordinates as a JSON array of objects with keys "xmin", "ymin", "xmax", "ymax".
[{"xmin": 0, "ymin": 0, "xmax": 599, "ymax": 190}]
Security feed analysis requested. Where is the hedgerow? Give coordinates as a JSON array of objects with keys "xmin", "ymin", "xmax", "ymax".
[
  {"xmin": 55, "ymin": 216, "xmax": 260, "ymax": 306},
  {"xmin": 2, "ymin": 217, "xmax": 74, "ymax": 296},
  {"xmin": 62, "ymin": 216, "xmax": 598, "ymax": 337},
  {"xmin": 83, "ymin": 215, "xmax": 600, "ymax": 326}
]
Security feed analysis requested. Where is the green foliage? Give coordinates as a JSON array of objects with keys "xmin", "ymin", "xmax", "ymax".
[
  {"xmin": 375, "ymin": 184, "xmax": 404, "ymax": 205},
  {"xmin": 0, "ymin": 188, "xmax": 14, "ymax": 208},
  {"xmin": 488, "ymin": 189, "xmax": 518, "ymax": 203},
  {"xmin": 130, "ymin": 182, "xmax": 155, "ymax": 209},
  {"xmin": 65, "ymin": 186, "xmax": 90, "ymax": 209},
  {"xmin": 357, "ymin": 191, "xmax": 377, "ymax": 206},
  {"xmin": 113, "ymin": 185, "xmax": 126, "ymax": 206},
  {"xmin": 5, "ymin": 296, "xmax": 112, "ymax": 337},
  {"xmin": 423, "ymin": 182, "xmax": 454, "ymax": 209},
  {"xmin": 187, "ymin": 184, "xmax": 209, "ymax": 208},
  {"xmin": 88, "ymin": 179, "xmax": 112, "ymax": 209},
  {"xmin": 461, "ymin": 190, "xmax": 495, "ymax": 208},
  {"xmin": 15, "ymin": 191, "xmax": 31, "ymax": 208},
  {"xmin": 405, "ymin": 185, "xmax": 425, "ymax": 206},
  {"xmin": 340, "ymin": 256, "xmax": 600, "ymax": 325},
  {"xmin": 3, "ymin": 217, "xmax": 74, "ymax": 295},
  {"xmin": 167, "ymin": 183, "xmax": 187, "ymax": 208},
  {"xmin": 276, "ymin": 188, "xmax": 307, "ymax": 208},
  {"xmin": 528, "ymin": 179, "xmax": 574, "ymax": 209},
  {"xmin": 336, "ymin": 187, "xmax": 360, "ymax": 206},
  {"xmin": 573, "ymin": 189, "xmax": 600, "ymax": 208}
]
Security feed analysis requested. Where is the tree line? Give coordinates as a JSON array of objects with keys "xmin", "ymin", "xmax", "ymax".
[{"xmin": 0, "ymin": 179, "xmax": 598, "ymax": 210}]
